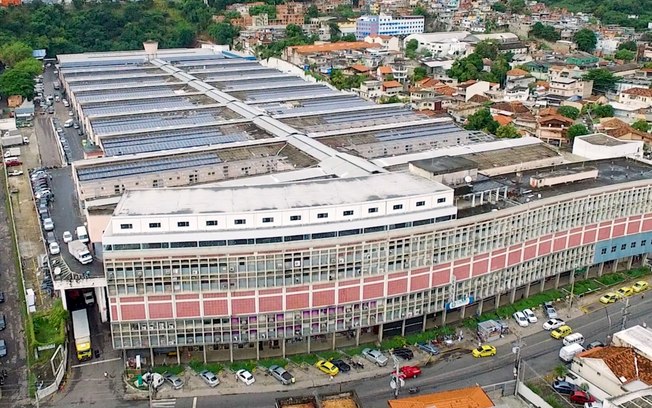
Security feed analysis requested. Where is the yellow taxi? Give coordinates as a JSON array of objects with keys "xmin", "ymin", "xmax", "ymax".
[
  {"xmin": 633, "ymin": 281, "xmax": 649, "ymax": 293},
  {"xmin": 599, "ymin": 293, "xmax": 619, "ymax": 304},
  {"xmin": 551, "ymin": 325, "xmax": 572, "ymax": 339},
  {"xmin": 616, "ymin": 286, "xmax": 634, "ymax": 298},
  {"xmin": 315, "ymin": 360, "xmax": 339, "ymax": 376},
  {"xmin": 472, "ymin": 345, "xmax": 497, "ymax": 358}
]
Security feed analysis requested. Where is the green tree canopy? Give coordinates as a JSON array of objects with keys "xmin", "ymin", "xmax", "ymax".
[
  {"xmin": 529, "ymin": 22, "xmax": 560, "ymax": 42},
  {"xmin": 412, "ymin": 5, "xmax": 429, "ymax": 16},
  {"xmin": 496, "ymin": 124, "xmax": 521, "ymax": 139},
  {"xmin": 474, "ymin": 40, "xmax": 499, "ymax": 60},
  {"xmin": 405, "ymin": 39, "xmax": 419, "ymax": 59},
  {"xmin": 0, "ymin": 67, "xmax": 35, "ymax": 99},
  {"xmin": 380, "ymin": 95, "xmax": 402, "ymax": 104},
  {"xmin": 557, "ymin": 106, "xmax": 580, "ymax": 120},
  {"xmin": 632, "ymin": 120, "xmax": 650, "ymax": 132},
  {"xmin": 412, "ymin": 66, "xmax": 427, "ymax": 81},
  {"xmin": 583, "ymin": 69, "xmax": 617, "ymax": 94},
  {"xmin": 618, "ymin": 40, "xmax": 637, "ymax": 51},
  {"xmin": 507, "ymin": 0, "xmax": 526, "ymax": 14},
  {"xmin": 306, "ymin": 5, "xmax": 319, "ymax": 19},
  {"xmin": 614, "ymin": 49, "xmax": 636, "ymax": 62},
  {"xmin": 207, "ymin": 22, "xmax": 239, "ymax": 45},
  {"xmin": 491, "ymin": 2, "xmax": 507, "ymax": 12},
  {"xmin": 465, "ymin": 108, "xmax": 499, "ymax": 134},
  {"xmin": 592, "ymin": 104, "xmax": 615, "ymax": 118},
  {"xmin": 0, "ymin": 41, "xmax": 33, "ymax": 67},
  {"xmin": 329, "ymin": 69, "xmax": 367, "ymax": 90},
  {"xmin": 573, "ymin": 28, "xmax": 597, "ymax": 53},
  {"xmin": 341, "ymin": 33, "xmax": 356, "ymax": 42},
  {"xmin": 447, "ymin": 53, "xmax": 484, "ymax": 82},
  {"xmin": 567, "ymin": 124, "xmax": 589, "ymax": 141},
  {"xmin": 285, "ymin": 24, "xmax": 304, "ymax": 39}
]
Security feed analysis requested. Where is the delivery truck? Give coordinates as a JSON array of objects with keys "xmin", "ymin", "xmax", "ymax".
[
  {"xmin": 68, "ymin": 240, "xmax": 93, "ymax": 264},
  {"xmin": 559, "ymin": 343, "xmax": 585, "ymax": 362},
  {"xmin": 72, "ymin": 309, "xmax": 92, "ymax": 361}
]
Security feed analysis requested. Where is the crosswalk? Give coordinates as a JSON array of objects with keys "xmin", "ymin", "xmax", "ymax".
[{"xmin": 151, "ymin": 399, "xmax": 176, "ymax": 407}]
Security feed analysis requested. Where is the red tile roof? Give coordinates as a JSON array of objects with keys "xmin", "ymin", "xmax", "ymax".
[
  {"xmin": 579, "ymin": 347, "xmax": 652, "ymax": 386},
  {"xmin": 507, "ymin": 68, "xmax": 528, "ymax": 76},
  {"xmin": 492, "ymin": 101, "xmax": 530, "ymax": 114},
  {"xmin": 349, "ymin": 64, "xmax": 371, "ymax": 73},
  {"xmin": 622, "ymin": 87, "xmax": 652, "ymax": 98},
  {"xmin": 388, "ymin": 385, "xmax": 495, "ymax": 408},
  {"xmin": 383, "ymin": 80, "xmax": 403, "ymax": 89},
  {"xmin": 378, "ymin": 66, "xmax": 393, "ymax": 75},
  {"xmin": 538, "ymin": 114, "xmax": 574, "ymax": 125},
  {"xmin": 493, "ymin": 114, "xmax": 513, "ymax": 126},
  {"xmin": 469, "ymin": 94, "xmax": 491, "ymax": 103}
]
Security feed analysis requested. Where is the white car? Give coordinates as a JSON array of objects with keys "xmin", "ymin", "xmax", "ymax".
[
  {"xmin": 235, "ymin": 369, "xmax": 255, "ymax": 385},
  {"xmin": 49, "ymin": 242, "xmax": 60, "ymax": 255},
  {"xmin": 62, "ymin": 231, "xmax": 73, "ymax": 243},
  {"xmin": 8, "ymin": 170, "xmax": 23, "ymax": 177},
  {"xmin": 199, "ymin": 370, "xmax": 219, "ymax": 387},
  {"xmin": 362, "ymin": 348, "xmax": 388, "ymax": 367},
  {"xmin": 43, "ymin": 218, "xmax": 54, "ymax": 231},
  {"xmin": 523, "ymin": 308, "xmax": 537, "ymax": 324},
  {"xmin": 512, "ymin": 311, "xmax": 529, "ymax": 327},
  {"xmin": 543, "ymin": 318, "xmax": 566, "ymax": 331}
]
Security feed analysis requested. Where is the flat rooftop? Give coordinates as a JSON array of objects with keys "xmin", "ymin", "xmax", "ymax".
[
  {"xmin": 579, "ymin": 133, "xmax": 630, "ymax": 147},
  {"xmin": 113, "ymin": 172, "xmax": 451, "ymax": 216}
]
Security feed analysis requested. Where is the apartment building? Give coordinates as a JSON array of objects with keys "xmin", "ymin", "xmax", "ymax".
[{"xmin": 355, "ymin": 14, "xmax": 425, "ymax": 40}]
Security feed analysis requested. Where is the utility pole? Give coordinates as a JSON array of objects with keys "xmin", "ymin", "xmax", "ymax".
[
  {"xmin": 566, "ymin": 272, "xmax": 575, "ymax": 319},
  {"xmin": 512, "ymin": 333, "xmax": 525, "ymax": 396},
  {"xmin": 621, "ymin": 297, "xmax": 631, "ymax": 331},
  {"xmin": 391, "ymin": 353, "xmax": 401, "ymax": 399},
  {"xmin": 605, "ymin": 307, "xmax": 613, "ymax": 344}
]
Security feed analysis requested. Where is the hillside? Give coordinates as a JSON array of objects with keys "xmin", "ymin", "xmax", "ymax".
[{"xmin": 542, "ymin": 0, "xmax": 652, "ymax": 30}]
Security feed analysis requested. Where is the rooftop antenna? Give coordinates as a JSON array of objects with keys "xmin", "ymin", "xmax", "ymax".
[{"xmin": 143, "ymin": 40, "xmax": 159, "ymax": 61}]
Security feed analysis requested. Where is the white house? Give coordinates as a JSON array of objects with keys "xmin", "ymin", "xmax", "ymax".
[{"xmin": 403, "ymin": 32, "xmax": 470, "ymax": 58}]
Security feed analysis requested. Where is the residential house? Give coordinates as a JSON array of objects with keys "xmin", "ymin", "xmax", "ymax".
[
  {"xmin": 498, "ymin": 41, "xmax": 529, "ymax": 56},
  {"xmin": 493, "ymin": 114, "xmax": 513, "ymax": 127},
  {"xmin": 552, "ymin": 40, "xmax": 577, "ymax": 55},
  {"xmin": 447, "ymin": 101, "xmax": 484, "ymax": 122},
  {"xmin": 382, "ymin": 80, "xmax": 404, "ymax": 96},
  {"xmin": 620, "ymin": 87, "xmax": 652, "ymax": 107},
  {"xmin": 546, "ymin": 65, "xmax": 593, "ymax": 102},
  {"xmin": 0, "ymin": 0, "xmax": 20, "ymax": 5},
  {"xmin": 512, "ymin": 112, "xmax": 538, "ymax": 135},
  {"xmin": 403, "ymin": 32, "xmax": 470, "ymax": 58},
  {"xmin": 455, "ymin": 80, "xmax": 491, "ymax": 102},
  {"xmin": 273, "ymin": 2, "xmax": 305, "ymax": 26},
  {"xmin": 313, "ymin": 0, "xmax": 351, "ymax": 14},
  {"xmin": 364, "ymin": 35, "xmax": 401, "ymax": 53},
  {"xmin": 490, "ymin": 101, "xmax": 531, "ymax": 117},
  {"xmin": 282, "ymin": 42, "xmax": 382, "ymax": 67},
  {"xmin": 345, "ymin": 64, "xmax": 372, "ymax": 76},
  {"xmin": 506, "ymin": 68, "xmax": 535, "ymax": 89},
  {"xmin": 359, "ymin": 80, "xmax": 383, "ymax": 101},
  {"xmin": 596, "ymin": 118, "xmax": 652, "ymax": 144},
  {"xmin": 607, "ymin": 63, "xmax": 640, "ymax": 78},
  {"xmin": 355, "ymin": 14, "xmax": 425, "ymax": 40},
  {"xmin": 536, "ymin": 114, "xmax": 575, "ymax": 145},
  {"xmin": 610, "ymin": 102, "xmax": 650, "ymax": 124},
  {"xmin": 565, "ymin": 52, "xmax": 599, "ymax": 68}
]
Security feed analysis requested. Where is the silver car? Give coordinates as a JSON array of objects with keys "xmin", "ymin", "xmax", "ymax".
[
  {"xmin": 199, "ymin": 370, "xmax": 219, "ymax": 387},
  {"xmin": 163, "ymin": 372, "xmax": 184, "ymax": 389},
  {"xmin": 362, "ymin": 348, "xmax": 388, "ymax": 367},
  {"xmin": 42, "ymin": 218, "xmax": 54, "ymax": 231},
  {"xmin": 269, "ymin": 365, "xmax": 295, "ymax": 385}
]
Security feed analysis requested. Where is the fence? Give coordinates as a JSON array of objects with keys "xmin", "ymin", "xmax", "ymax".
[{"xmin": 36, "ymin": 344, "xmax": 68, "ymax": 400}]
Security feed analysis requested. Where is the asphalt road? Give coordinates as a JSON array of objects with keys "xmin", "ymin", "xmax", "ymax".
[{"xmin": 163, "ymin": 295, "xmax": 652, "ymax": 408}]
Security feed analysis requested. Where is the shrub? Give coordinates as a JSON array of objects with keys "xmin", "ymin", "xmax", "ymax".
[
  {"xmin": 189, "ymin": 360, "xmax": 223, "ymax": 374},
  {"xmin": 597, "ymin": 273, "xmax": 625, "ymax": 286},
  {"xmin": 229, "ymin": 360, "xmax": 257, "ymax": 373},
  {"xmin": 151, "ymin": 365, "xmax": 185, "ymax": 375},
  {"xmin": 258, "ymin": 358, "xmax": 288, "ymax": 368}
]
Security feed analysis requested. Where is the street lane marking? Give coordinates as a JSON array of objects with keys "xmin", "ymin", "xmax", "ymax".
[
  {"xmin": 192, "ymin": 397, "xmax": 197, "ymax": 408},
  {"xmin": 71, "ymin": 357, "xmax": 121, "ymax": 368},
  {"xmin": 152, "ymin": 399, "xmax": 176, "ymax": 408}
]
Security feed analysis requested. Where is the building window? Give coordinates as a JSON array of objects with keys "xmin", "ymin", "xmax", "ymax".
[
  {"xmin": 290, "ymin": 215, "xmax": 301, "ymax": 221},
  {"xmin": 621, "ymin": 244, "xmax": 627, "ymax": 250},
  {"xmin": 437, "ymin": 197, "xmax": 446, "ymax": 203},
  {"xmin": 177, "ymin": 221, "xmax": 189, "ymax": 227},
  {"xmin": 234, "ymin": 219, "xmax": 246, "ymax": 225},
  {"xmin": 392, "ymin": 204, "xmax": 403, "ymax": 210},
  {"xmin": 206, "ymin": 220, "xmax": 218, "ymax": 226},
  {"xmin": 611, "ymin": 246, "xmax": 617, "ymax": 253},
  {"xmin": 262, "ymin": 217, "xmax": 274, "ymax": 223},
  {"xmin": 642, "ymin": 240, "xmax": 647, "ymax": 246},
  {"xmin": 416, "ymin": 201, "xmax": 425, "ymax": 207},
  {"xmin": 368, "ymin": 207, "xmax": 378, "ymax": 213},
  {"xmin": 148, "ymin": 222, "xmax": 161, "ymax": 228},
  {"xmin": 631, "ymin": 242, "xmax": 637, "ymax": 248},
  {"xmin": 120, "ymin": 224, "xmax": 133, "ymax": 230},
  {"xmin": 600, "ymin": 248, "xmax": 607, "ymax": 255},
  {"xmin": 343, "ymin": 210, "xmax": 354, "ymax": 216},
  {"xmin": 317, "ymin": 213, "xmax": 328, "ymax": 219}
]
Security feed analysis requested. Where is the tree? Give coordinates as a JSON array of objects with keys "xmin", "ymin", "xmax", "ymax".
[
  {"xmin": 583, "ymin": 69, "xmax": 617, "ymax": 93},
  {"xmin": 465, "ymin": 108, "xmax": 499, "ymax": 134},
  {"xmin": 412, "ymin": 5, "xmax": 428, "ymax": 16},
  {"xmin": 474, "ymin": 40, "xmax": 499, "ymax": 60},
  {"xmin": 447, "ymin": 53, "xmax": 484, "ymax": 82},
  {"xmin": 0, "ymin": 41, "xmax": 33, "ymax": 67},
  {"xmin": 207, "ymin": 22, "xmax": 239, "ymax": 45},
  {"xmin": 405, "ymin": 39, "xmax": 419, "ymax": 59},
  {"xmin": 507, "ymin": 0, "xmax": 526, "ymax": 14},
  {"xmin": 341, "ymin": 33, "xmax": 356, "ymax": 42},
  {"xmin": 567, "ymin": 124, "xmax": 589, "ymax": 141},
  {"xmin": 573, "ymin": 29, "xmax": 597, "ymax": 53},
  {"xmin": 557, "ymin": 106, "xmax": 580, "ymax": 120},
  {"xmin": 491, "ymin": 2, "xmax": 507, "ymax": 12},
  {"xmin": 306, "ymin": 5, "xmax": 319, "ymax": 19},
  {"xmin": 529, "ymin": 22, "xmax": 560, "ymax": 42},
  {"xmin": 412, "ymin": 66, "xmax": 427, "ymax": 81},
  {"xmin": 632, "ymin": 120, "xmax": 650, "ymax": 132},
  {"xmin": 496, "ymin": 124, "xmax": 521, "ymax": 139},
  {"xmin": 592, "ymin": 104, "xmax": 614, "ymax": 118},
  {"xmin": 618, "ymin": 40, "xmax": 637, "ymax": 51},
  {"xmin": 614, "ymin": 49, "xmax": 636, "ymax": 62},
  {"xmin": 285, "ymin": 24, "xmax": 303, "ymax": 39},
  {"xmin": 380, "ymin": 95, "xmax": 402, "ymax": 104},
  {"xmin": 0, "ymin": 68, "xmax": 35, "ymax": 99}
]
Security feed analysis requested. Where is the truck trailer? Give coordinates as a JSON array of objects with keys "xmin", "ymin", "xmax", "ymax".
[
  {"xmin": 68, "ymin": 240, "xmax": 93, "ymax": 264},
  {"xmin": 71, "ymin": 309, "xmax": 92, "ymax": 361}
]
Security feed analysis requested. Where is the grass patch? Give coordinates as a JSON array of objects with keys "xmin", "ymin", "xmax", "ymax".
[
  {"xmin": 188, "ymin": 360, "xmax": 223, "ymax": 374},
  {"xmin": 288, "ymin": 353, "xmax": 319, "ymax": 366},
  {"xmin": 229, "ymin": 360, "xmax": 258, "ymax": 373},
  {"xmin": 379, "ymin": 336, "xmax": 407, "ymax": 351},
  {"xmin": 597, "ymin": 273, "xmax": 626, "ymax": 286},
  {"xmin": 316, "ymin": 350, "xmax": 343, "ymax": 360},
  {"xmin": 525, "ymin": 381, "xmax": 542, "ymax": 395},
  {"xmin": 544, "ymin": 395, "xmax": 567, "ymax": 408},
  {"xmin": 564, "ymin": 279, "xmax": 601, "ymax": 296},
  {"xmin": 32, "ymin": 299, "xmax": 67, "ymax": 346},
  {"xmin": 151, "ymin": 365, "xmax": 185, "ymax": 375},
  {"xmin": 342, "ymin": 344, "xmax": 374, "ymax": 357},
  {"xmin": 625, "ymin": 266, "xmax": 651, "ymax": 279},
  {"xmin": 257, "ymin": 358, "xmax": 288, "ymax": 369}
]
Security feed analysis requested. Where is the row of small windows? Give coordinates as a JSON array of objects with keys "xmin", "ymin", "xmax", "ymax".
[
  {"xmin": 119, "ymin": 199, "xmax": 441, "ymax": 230},
  {"xmin": 600, "ymin": 239, "xmax": 647, "ymax": 255},
  {"xmin": 107, "ymin": 215, "xmax": 456, "ymax": 252}
]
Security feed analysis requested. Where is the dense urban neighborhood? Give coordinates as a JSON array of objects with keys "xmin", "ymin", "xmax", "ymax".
[{"xmin": 2, "ymin": 0, "xmax": 652, "ymax": 407}]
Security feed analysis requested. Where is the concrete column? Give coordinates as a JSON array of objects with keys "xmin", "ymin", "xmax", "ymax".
[
  {"xmin": 307, "ymin": 335, "xmax": 311, "ymax": 353},
  {"xmin": 204, "ymin": 345, "xmax": 208, "ymax": 363},
  {"xmin": 460, "ymin": 305, "xmax": 466, "ymax": 319},
  {"xmin": 378, "ymin": 324, "xmax": 384, "ymax": 343},
  {"xmin": 229, "ymin": 343, "xmax": 234, "ymax": 363},
  {"xmin": 540, "ymin": 278, "xmax": 546, "ymax": 293},
  {"xmin": 477, "ymin": 299, "xmax": 484, "ymax": 316},
  {"xmin": 332, "ymin": 332, "xmax": 336, "ymax": 350},
  {"xmin": 612, "ymin": 259, "xmax": 619, "ymax": 273},
  {"xmin": 554, "ymin": 273, "xmax": 561, "ymax": 289},
  {"xmin": 401, "ymin": 319, "xmax": 406, "ymax": 337},
  {"xmin": 422, "ymin": 314, "xmax": 428, "ymax": 332},
  {"xmin": 60, "ymin": 289, "xmax": 68, "ymax": 310},
  {"xmin": 598, "ymin": 262, "xmax": 604, "ymax": 277},
  {"xmin": 150, "ymin": 348, "xmax": 154, "ymax": 367},
  {"xmin": 524, "ymin": 282, "xmax": 531, "ymax": 299},
  {"xmin": 584, "ymin": 266, "xmax": 590, "ymax": 280},
  {"xmin": 509, "ymin": 287, "xmax": 517, "ymax": 304},
  {"xmin": 441, "ymin": 308, "xmax": 447, "ymax": 326},
  {"xmin": 96, "ymin": 286, "xmax": 108, "ymax": 323},
  {"xmin": 282, "ymin": 339, "xmax": 286, "ymax": 359},
  {"xmin": 627, "ymin": 257, "xmax": 633, "ymax": 270},
  {"xmin": 495, "ymin": 293, "xmax": 501, "ymax": 310},
  {"xmin": 256, "ymin": 342, "xmax": 260, "ymax": 360},
  {"xmin": 176, "ymin": 346, "xmax": 181, "ymax": 365},
  {"xmin": 356, "ymin": 328, "xmax": 361, "ymax": 346}
]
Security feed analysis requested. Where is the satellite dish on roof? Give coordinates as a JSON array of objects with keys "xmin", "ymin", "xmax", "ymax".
[{"xmin": 464, "ymin": 175, "xmax": 473, "ymax": 183}]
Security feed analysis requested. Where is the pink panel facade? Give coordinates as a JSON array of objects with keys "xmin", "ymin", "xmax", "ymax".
[
  {"xmin": 259, "ymin": 296, "xmax": 283, "ymax": 313},
  {"xmin": 538, "ymin": 241, "xmax": 552, "ymax": 256},
  {"xmin": 286, "ymin": 293, "xmax": 309, "ymax": 310},
  {"xmin": 568, "ymin": 234, "xmax": 582, "ymax": 247},
  {"xmin": 313, "ymin": 290, "xmax": 335, "ymax": 307},
  {"xmin": 643, "ymin": 219, "xmax": 652, "ymax": 232},
  {"xmin": 507, "ymin": 250, "xmax": 521, "ymax": 267},
  {"xmin": 523, "ymin": 246, "xmax": 537, "ymax": 261},
  {"xmin": 553, "ymin": 237, "xmax": 567, "ymax": 252},
  {"xmin": 121, "ymin": 296, "xmax": 144, "ymax": 303},
  {"xmin": 176, "ymin": 301, "xmax": 201, "ymax": 318},
  {"xmin": 121, "ymin": 304, "xmax": 146, "ymax": 320},
  {"xmin": 231, "ymin": 298, "xmax": 255, "ymax": 315},
  {"xmin": 149, "ymin": 302, "xmax": 173, "ymax": 319},
  {"xmin": 204, "ymin": 299, "xmax": 228, "ymax": 316},
  {"xmin": 627, "ymin": 221, "xmax": 641, "ymax": 235},
  {"xmin": 339, "ymin": 287, "xmax": 360, "ymax": 303},
  {"xmin": 472, "ymin": 259, "xmax": 489, "ymax": 276},
  {"xmin": 490, "ymin": 254, "xmax": 506, "ymax": 271},
  {"xmin": 583, "ymin": 230, "xmax": 597, "ymax": 244},
  {"xmin": 176, "ymin": 294, "xmax": 200, "ymax": 300},
  {"xmin": 612, "ymin": 224, "xmax": 626, "ymax": 238},
  {"xmin": 598, "ymin": 227, "xmax": 611, "ymax": 240},
  {"xmin": 453, "ymin": 264, "xmax": 470, "ymax": 281},
  {"xmin": 149, "ymin": 295, "xmax": 172, "ymax": 302},
  {"xmin": 110, "ymin": 305, "xmax": 119, "ymax": 320},
  {"xmin": 410, "ymin": 274, "xmax": 429, "ymax": 291},
  {"xmin": 363, "ymin": 283, "xmax": 384, "ymax": 299},
  {"xmin": 387, "ymin": 278, "xmax": 408, "ymax": 296},
  {"xmin": 432, "ymin": 270, "xmax": 450, "ymax": 286}
]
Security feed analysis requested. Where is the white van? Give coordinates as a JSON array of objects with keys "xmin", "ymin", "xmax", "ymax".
[
  {"xmin": 563, "ymin": 333, "xmax": 585, "ymax": 347},
  {"xmin": 76, "ymin": 225, "xmax": 89, "ymax": 244},
  {"xmin": 64, "ymin": 119, "xmax": 74, "ymax": 128},
  {"xmin": 559, "ymin": 343, "xmax": 585, "ymax": 362}
]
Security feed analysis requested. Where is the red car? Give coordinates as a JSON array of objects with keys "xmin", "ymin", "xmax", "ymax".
[
  {"xmin": 392, "ymin": 365, "xmax": 422, "ymax": 379},
  {"xmin": 4, "ymin": 160, "xmax": 21, "ymax": 167},
  {"xmin": 570, "ymin": 391, "xmax": 596, "ymax": 405}
]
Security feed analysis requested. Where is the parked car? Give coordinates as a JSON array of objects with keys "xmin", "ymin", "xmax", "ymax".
[
  {"xmin": 362, "ymin": 348, "xmax": 388, "ymax": 367},
  {"xmin": 543, "ymin": 318, "xmax": 566, "ymax": 331},
  {"xmin": 392, "ymin": 347, "xmax": 414, "ymax": 360},
  {"xmin": 330, "ymin": 359, "xmax": 351, "ymax": 373},
  {"xmin": 616, "ymin": 286, "xmax": 634, "ymax": 298},
  {"xmin": 235, "ymin": 369, "xmax": 255, "ymax": 385},
  {"xmin": 551, "ymin": 325, "xmax": 572, "ymax": 339},
  {"xmin": 585, "ymin": 402, "xmax": 603, "ymax": 408},
  {"xmin": 472, "ymin": 345, "xmax": 497, "ymax": 358},
  {"xmin": 4, "ymin": 159, "xmax": 21, "ymax": 167},
  {"xmin": 397, "ymin": 365, "xmax": 421, "ymax": 379},
  {"xmin": 268, "ymin": 365, "xmax": 295, "ymax": 385},
  {"xmin": 49, "ymin": 242, "xmax": 60, "ymax": 255},
  {"xmin": 315, "ymin": 360, "xmax": 339, "ymax": 376},
  {"xmin": 586, "ymin": 341, "xmax": 605, "ymax": 350},
  {"xmin": 42, "ymin": 218, "xmax": 54, "ymax": 231},
  {"xmin": 417, "ymin": 342, "xmax": 440, "ymax": 355},
  {"xmin": 570, "ymin": 391, "xmax": 596, "ymax": 405},
  {"xmin": 0, "ymin": 340, "xmax": 8, "ymax": 357},
  {"xmin": 62, "ymin": 231, "xmax": 73, "ymax": 243},
  {"xmin": 523, "ymin": 309, "xmax": 537, "ymax": 323},
  {"xmin": 8, "ymin": 170, "xmax": 23, "ymax": 176},
  {"xmin": 513, "ymin": 311, "xmax": 529, "ymax": 327},
  {"xmin": 0, "ymin": 292, "xmax": 5, "ymax": 303},
  {"xmin": 199, "ymin": 370, "xmax": 219, "ymax": 387},
  {"xmin": 163, "ymin": 372, "xmax": 184, "ymax": 390},
  {"xmin": 599, "ymin": 293, "xmax": 619, "ymax": 304},
  {"xmin": 0, "ymin": 314, "xmax": 5, "ymax": 331},
  {"xmin": 632, "ymin": 281, "xmax": 649, "ymax": 293},
  {"xmin": 543, "ymin": 302, "xmax": 558, "ymax": 319},
  {"xmin": 552, "ymin": 380, "xmax": 578, "ymax": 394}
]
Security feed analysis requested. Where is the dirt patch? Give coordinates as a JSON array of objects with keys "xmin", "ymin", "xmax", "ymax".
[{"xmin": 322, "ymin": 399, "xmax": 358, "ymax": 408}]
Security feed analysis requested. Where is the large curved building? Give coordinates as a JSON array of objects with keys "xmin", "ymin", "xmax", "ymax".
[{"xmin": 55, "ymin": 47, "xmax": 652, "ymax": 363}]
